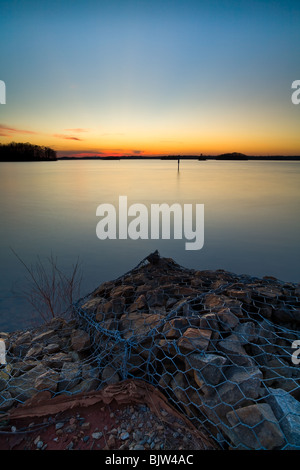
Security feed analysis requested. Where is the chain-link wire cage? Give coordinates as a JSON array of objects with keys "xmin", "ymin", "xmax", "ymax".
[{"xmin": 1, "ymin": 251, "xmax": 300, "ymax": 450}]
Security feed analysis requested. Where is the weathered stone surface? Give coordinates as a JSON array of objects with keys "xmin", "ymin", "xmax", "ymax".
[
  {"xmin": 120, "ymin": 312, "xmax": 163, "ymax": 339},
  {"xmin": 58, "ymin": 362, "xmax": 81, "ymax": 392},
  {"xmin": 98, "ymin": 297, "xmax": 125, "ymax": 316},
  {"xmin": 9, "ymin": 364, "xmax": 49, "ymax": 401},
  {"xmin": 0, "ymin": 378, "xmax": 7, "ymax": 393},
  {"xmin": 32, "ymin": 330, "xmax": 55, "ymax": 344},
  {"xmin": 81, "ymin": 297, "xmax": 104, "ymax": 314},
  {"xmin": 199, "ymin": 314, "xmax": 219, "ymax": 334},
  {"xmin": 44, "ymin": 352, "xmax": 73, "ymax": 369},
  {"xmin": 157, "ymin": 339, "xmax": 177, "ymax": 355},
  {"xmin": 253, "ymin": 286, "xmax": 282, "ymax": 300},
  {"xmin": 177, "ymin": 328, "xmax": 211, "ymax": 353},
  {"xmin": 266, "ymin": 388, "xmax": 300, "ymax": 449},
  {"xmin": 226, "ymin": 403, "xmax": 285, "ymax": 449},
  {"xmin": 12, "ymin": 342, "xmax": 32, "ymax": 358},
  {"xmin": 128, "ymin": 294, "xmax": 148, "ymax": 313},
  {"xmin": 0, "ymin": 390, "xmax": 14, "ymax": 411},
  {"xmin": 233, "ymin": 321, "xmax": 257, "ymax": 345},
  {"xmin": 204, "ymin": 294, "xmax": 243, "ymax": 317},
  {"xmin": 34, "ymin": 369, "xmax": 59, "ymax": 393},
  {"xmin": 185, "ymin": 353, "xmax": 227, "ymax": 385},
  {"xmin": 101, "ymin": 365, "xmax": 120, "ymax": 385},
  {"xmin": 146, "ymin": 289, "xmax": 166, "ymax": 308},
  {"xmin": 12, "ymin": 360, "xmax": 37, "ymax": 377},
  {"xmin": 70, "ymin": 364, "xmax": 100, "ymax": 393},
  {"xmin": 226, "ymin": 288, "xmax": 252, "ymax": 304},
  {"xmin": 200, "ymin": 366, "xmax": 263, "ymax": 423},
  {"xmin": 92, "ymin": 280, "xmax": 115, "ymax": 297},
  {"xmin": 170, "ymin": 372, "xmax": 189, "ymax": 406},
  {"xmin": 111, "ymin": 285, "xmax": 135, "ymax": 301},
  {"xmin": 24, "ymin": 343, "xmax": 44, "ymax": 360},
  {"xmin": 43, "ymin": 343, "xmax": 61, "ymax": 355},
  {"xmin": 218, "ymin": 334, "xmax": 251, "ymax": 365},
  {"xmin": 13, "ymin": 330, "xmax": 32, "ymax": 347},
  {"xmin": 222, "ymin": 366, "xmax": 263, "ymax": 402},
  {"xmin": 171, "ymin": 298, "xmax": 195, "ymax": 316},
  {"xmin": 255, "ymin": 320, "xmax": 277, "ymax": 352},
  {"xmin": 215, "ymin": 308, "xmax": 239, "ymax": 331},
  {"xmin": 162, "ymin": 317, "xmax": 189, "ymax": 339},
  {"xmin": 71, "ymin": 329, "xmax": 91, "ymax": 352},
  {"xmin": 261, "ymin": 357, "xmax": 294, "ymax": 390},
  {"xmin": 273, "ymin": 306, "xmax": 300, "ymax": 324}
]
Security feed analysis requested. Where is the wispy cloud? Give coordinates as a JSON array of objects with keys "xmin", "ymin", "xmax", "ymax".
[
  {"xmin": 64, "ymin": 128, "xmax": 91, "ymax": 133},
  {"xmin": 53, "ymin": 134, "xmax": 83, "ymax": 141},
  {"xmin": 0, "ymin": 124, "xmax": 37, "ymax": 136}
]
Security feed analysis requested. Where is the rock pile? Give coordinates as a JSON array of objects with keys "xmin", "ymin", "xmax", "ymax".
[
  {"xmin": 0, "ymin": 317, "xmax": 101, "ymax": 408},
  {"xmin": 1, "ymin": 253, "xmax": 300, "ymax": 450}
]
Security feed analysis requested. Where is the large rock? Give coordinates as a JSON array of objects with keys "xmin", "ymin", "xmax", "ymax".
[
  {"xmin": 9, "ymin": 364, "xmax": 49, "ymax": 401},
  {"xmin": 162, "ymin": 317, "xmax": 189, "ymax": 339},
  {"xmin": 198, "ymin": 366, "xmax": 263, "ymax": 427},
  {"xmin": 34, "ymin": 369, "xmax": 60, "ymax": 393},
  {"xmin": 203, "ymin": 293, "xmax": 243, "ymax": 317},
  {"xmin": 120, "ymin": 312, "xmax": 163, "ymax": 340},
  {"xmin": 233, "ymin": 321, "xmax": 257, "ymax": 345},
  {"xmin": 177, "ymin": 328, "xmax": 211, "ymax": 353},
  {"xmin": 265, "ymin": 388, "xmax": 300, "ymax": 449},
  {"xmin": 0, "ymin": 390, "xmax": 14, "ymax": 411},
  {"xmin": 58, "ymin": 362, "xmax": 81, "ymax": 392},
  {"xmin": 70, "ymin": 364, "xmax": 100, "ymax": 393},
  {"xmin": 32, "ymin": 329, "xmax": 55, "ymax": 344},
  {"xmin": 185, "ymin": 353, "xmax": 227, "ymax": 385},
  {"xmin": 226, "ymin": 403, "xmax": 285, "ymax": 449},
  {"xmin": 214, "ymin": 308, "xmax": 239, "ymax": 331},
  {"xmin": 71, "ymin": 329, "xmax": 91, "ymax": 352},
  {"xmin": 101, "ymin": 365, "xmax": 120, "ymax": 385},
  {"xmin": 218, "ymin": 334, "xmax": 251, "ymax": 365}
]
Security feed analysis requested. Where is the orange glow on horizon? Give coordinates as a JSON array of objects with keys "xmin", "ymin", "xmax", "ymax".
[{"xmin": 1, "ymin": 126, "xmax": 300, "ymax": 158}]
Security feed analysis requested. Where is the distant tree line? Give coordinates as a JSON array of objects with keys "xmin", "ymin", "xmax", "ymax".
[{"xmin": 0, "ymin": 142, "xmax": 57, "ymax": 161}]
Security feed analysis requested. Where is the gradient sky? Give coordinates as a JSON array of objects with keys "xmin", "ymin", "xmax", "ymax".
[{"xmin": 0, "ymin": 0, "xmax": 300, "ymax": 157}]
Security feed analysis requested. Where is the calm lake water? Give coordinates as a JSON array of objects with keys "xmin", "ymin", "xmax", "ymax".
[{"xmin": 0, "ymin": 160, "xmax": 299, "ymax": 332}]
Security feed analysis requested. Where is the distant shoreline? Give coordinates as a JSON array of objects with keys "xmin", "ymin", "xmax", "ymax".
[{"xmin": 57, "ymin": 155, "xmax": 300, "ymax": 161}]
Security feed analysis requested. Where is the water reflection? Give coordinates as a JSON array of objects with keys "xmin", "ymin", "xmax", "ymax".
[{"xmin": 0, "ymin": 160, "xmax": 299, "ymax": 331}]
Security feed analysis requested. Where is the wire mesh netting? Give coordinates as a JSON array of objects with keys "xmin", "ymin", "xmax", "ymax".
[{"xmin": 1, "ymin": 252, "xmax": 300, "ymax": 450}]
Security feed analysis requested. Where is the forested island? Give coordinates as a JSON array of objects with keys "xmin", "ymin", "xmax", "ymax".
[{"xmin": 0, "ymin": 142, "xmax": 57, "ymax": 161}]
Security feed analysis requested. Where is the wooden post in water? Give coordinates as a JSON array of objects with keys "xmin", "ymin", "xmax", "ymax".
[{"xmin": 178, "ymin": 157, "xmax": 180, "ymax": 171}]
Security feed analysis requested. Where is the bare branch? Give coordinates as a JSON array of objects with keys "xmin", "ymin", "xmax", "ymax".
[{"xmin": 10, "ymin": 248, "xmax": 82, "ymax": 323}]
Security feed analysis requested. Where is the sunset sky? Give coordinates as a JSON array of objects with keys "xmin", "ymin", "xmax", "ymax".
[{"xmin": 1, "ymin": 0, "xmax": 300, "ymax": 157}]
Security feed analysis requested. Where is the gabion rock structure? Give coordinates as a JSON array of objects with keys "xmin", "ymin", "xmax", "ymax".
[{"xmin": 1, "ymin": 252, "xmax": 300, "ymax": 450}]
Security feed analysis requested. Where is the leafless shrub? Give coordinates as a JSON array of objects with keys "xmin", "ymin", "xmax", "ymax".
[{"xmin": 11, "ymin": 248, "xmax": 82, "ymax": 323}]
